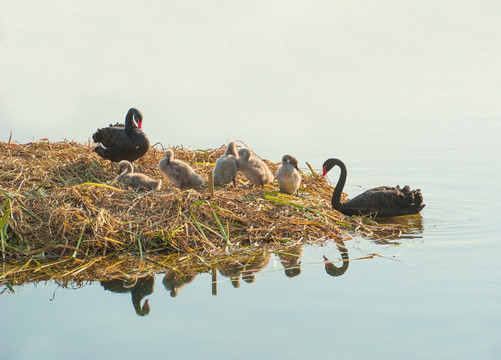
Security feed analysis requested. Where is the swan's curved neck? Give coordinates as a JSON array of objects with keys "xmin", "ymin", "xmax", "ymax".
[
  {"xmin": 118, "ymin": 162, "xmax": 133, "ymax": 176},
  {"xmin": 226, "ymin": 142, "xmax": 237, "ymax": 156},
  {"xmin": 131, "ymin": 293, "xmax": 149, "ymax": 316},
  {"xmin": 331, "ymin": 160, "xmax": 347, "ymax": 211},
  {"xmin": 124, "ymin": 109, "xmax": 135, "ymax": 128}
]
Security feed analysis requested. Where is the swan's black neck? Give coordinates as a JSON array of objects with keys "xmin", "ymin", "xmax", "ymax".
[
  {"xmin": 124, "ymin": 108, "xmax": 136, "ymax": 129},
  {"xmin": 131, "ymin": 293, "xmax": 150, "ymax": 316},
  {"xmin": 131, "ymin": 276, "xmax": 153, "ymax": 316},
  {"xmin": 124, "ymin": 108, "xmax": 142, "ymax": 132},
  {"xmin": 323, "ymin": 158, "xmax": 347, "ymax": 211}
]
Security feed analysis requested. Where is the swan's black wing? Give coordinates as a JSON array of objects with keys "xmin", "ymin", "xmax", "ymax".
[
  {"xmin": 93, "ymin": 126, "xmax": 133, "ymax": 161},
  {"xmin": 343, "ymin": 186, "xmax": 424, "ymax": 217},
  {"xmin": 93, "ymin": 125, "xmax": 130, "ymax": 147},
  {"xmin": 93, "ymin": 126, "xmax": 149, "ymax": 162}
]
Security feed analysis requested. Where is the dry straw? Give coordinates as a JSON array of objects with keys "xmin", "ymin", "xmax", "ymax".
[{"xmin": 0, "ymin": 140, "xmax": 419, "ymax": 264}]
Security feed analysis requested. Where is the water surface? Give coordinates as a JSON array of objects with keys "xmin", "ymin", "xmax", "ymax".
[{"xmin": 1, "ymin": 1, "xmax": 501, "ymax": 359}]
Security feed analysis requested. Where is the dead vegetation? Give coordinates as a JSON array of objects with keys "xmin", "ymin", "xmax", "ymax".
[{"xmin": 0, "ymin": 140, "xmax": 418, "ymax": 265}]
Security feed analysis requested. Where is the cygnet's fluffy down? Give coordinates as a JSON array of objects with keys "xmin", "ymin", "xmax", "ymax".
[
  {"xmin": 158, "ymin": 149, "xmax": 205, "ymax": 189},
  {"xmin": 236, "ymin": 148, "xmax": 274, "ymax": 188},
  {"xmin": 213, "ymin": 141, "xmax": 239, "ymax": 186},
  {"xmin": 275, "ymin": 154, "xmax": 301, "ymax": 195},
  {"xmin": 116, "ymin": 160, "xmax": 161, "ymax": 190}
]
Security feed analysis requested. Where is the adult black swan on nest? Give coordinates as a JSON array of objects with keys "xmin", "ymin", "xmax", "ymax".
[
  {"xmin": 92, "ymin": 108, "xmax": 150, "ymax": 163},
  {"xmin": 322, "ymin": 158, "xmax": 425, "ymax": 218}
]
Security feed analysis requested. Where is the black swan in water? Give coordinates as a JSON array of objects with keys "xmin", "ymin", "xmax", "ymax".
[
  {"xmin": 322, "ymin": 158, "xmax": 425, "ymax": 218},
  {"xmin": 92, "ymin": 108, "xmax": 150, "ymax": 163}
]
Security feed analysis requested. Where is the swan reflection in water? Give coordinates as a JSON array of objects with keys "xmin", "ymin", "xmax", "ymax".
[
  {"xmin": 217, "ymin": 252, "xmax": 271, "ymax": 288},
  {"xmin": 370, "ymin": 214, "xmax": 424, "ymax": 245},
  {"xmin": 277, "ymin": 246, "xmax": 303, "ymax": 278},
  {"xmin": 323, "ymin": 240, "xmax": 350, "ymax": 277},
  {"xmin": 162, "ymin": 270, "xmax": 197, "ymax": 297},
  {"xmin": 100, "ymin": 274, "xmax": 154, "ymax": 316},
  {"xmin": 96, "ymin": 235, "xmax": 430, "ymax": 315},
  {"xmin": 376, "ymin": 213, "xmax": 424, "ymax": 229}
]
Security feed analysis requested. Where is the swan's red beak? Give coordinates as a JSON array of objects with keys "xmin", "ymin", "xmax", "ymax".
[
  {"xmin": 143, "ymin": 299, "xmax": 150, "ymax": 312},
  {"xmin": 137, "ymin": 121, "xmax": 143, "ymax": 131},
  {"xmin": 321, "ymin": 167, "xmax": 327, "ymax": 178}
]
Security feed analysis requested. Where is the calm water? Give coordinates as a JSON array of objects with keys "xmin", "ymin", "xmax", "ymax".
[{"xmin": 1, "ymin": 1, "xmax": 501, "ymax": 359}]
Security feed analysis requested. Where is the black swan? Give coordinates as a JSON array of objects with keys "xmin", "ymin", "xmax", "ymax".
[
  {"xmin": 322, "ymin": 158, "xmax": 425, "ymax": 218},
  {"xmin": 275, "ymin": 154, "xmax": 301, "ymax": 195},
  {"xmin": 236, "ymin": 148, "xmax": 274, "ymax": 188},
  {"xmin": 92, "ymin": 108, "xmax": 150, "ymax": 163},
  {"xmin": 158, "ymin": 149, "xmax": 205, "ymax": 189},
  {"xmin": 213, "ymin": 141, "xmax": 239, "ymax": 186},
  {"xmin": 116, "ymin": 160, "xmax": 161, "ymax": 190}
]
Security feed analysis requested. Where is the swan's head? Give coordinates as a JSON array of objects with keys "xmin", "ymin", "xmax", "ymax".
[
  {"xmin": 225, "ymin": 141, "xmax": 238, "ymax": 157},
  {"xmin": 141, "ymin": 299, "xmax": 150, "ymax": 315},
  {"xmin": 118, "ymin": 160, "xmax": 133, "ymax": 174},
  {"xmin": 282, "ymin": 154, "xmax": 299, "ymax": 170},
  {"xmin": 133, "ymin": 108, "xmax": 144, "ymax": 130},
  {"xmin": 238, "ymin": 148, "xmax": 251, "ymax": 162},
  {"xmin": 165, "ymin": 150, "xmax": 174, "ymax": 162},
  {"xmin": 125, "ymin": 108, "xmax": 144, "ymax": 131},
  {"xmin": 321, "ymin": 158, "xmax": 344, "ymax": 178},
  {"xmin": 284, "ymin": 266, "xmax": 301, "ymax": 278}
]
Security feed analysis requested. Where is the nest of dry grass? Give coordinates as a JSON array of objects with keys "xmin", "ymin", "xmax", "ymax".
[{"xmin": 0, "ymin": 140, "xmax": 414, "ymax": 261}]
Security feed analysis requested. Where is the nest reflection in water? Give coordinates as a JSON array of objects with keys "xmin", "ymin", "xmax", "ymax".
[
  {"xmin": 1, "ymin": 242, "xmax": 347, "ymax": 315},
  {"xmin": 1, "ymin": 223, "xmax": 425, "ymax": 316}
]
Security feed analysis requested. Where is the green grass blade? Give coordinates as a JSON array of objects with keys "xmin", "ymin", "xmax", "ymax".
[
  {"xmin": 212, "ymin": 210, "xmax": 231, "ymax": 246},
  {"xmin": 71, "ymin": 224, "xmax": 86, "ymax": 259},
  {"xmin": 137, "ymin": 236, "xmax": 143, "ymax": 258},
  {"xmin": 0, "ymin": 205, "xmax": 11, "ymax": 260}
]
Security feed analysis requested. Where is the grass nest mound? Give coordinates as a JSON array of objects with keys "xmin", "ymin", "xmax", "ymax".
[{"xmin": 0, "ymin": 140, "xmax": 414, "ymax": 260}]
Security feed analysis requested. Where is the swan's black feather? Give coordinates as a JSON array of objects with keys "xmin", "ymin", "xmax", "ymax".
[
  {"xmin": 92, "ymin": 108, "xmax": 149, "ymax": 163},
  {"xmin": 322, "ymin": 158, "xmax": 425, "ymax": 218}
]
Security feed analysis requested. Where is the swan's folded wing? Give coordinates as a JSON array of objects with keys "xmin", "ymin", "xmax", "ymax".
[
  {"xmin": 93, "ymin": 127, "xmax": 131, "ymax": 148},
  {"xmin": 346, "ymin": 187, "xmax": 410, "ymax": 213}
]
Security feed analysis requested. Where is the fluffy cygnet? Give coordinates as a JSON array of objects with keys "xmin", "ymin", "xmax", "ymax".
[
  {"xmin": 236, "ymin": 148, "xmax": 274, "ymax": 188},
  {"xmin": 116, "ymin": 160, "xmax": 161, "ymax": 190},
  {"xmin": 158, "ymin": 149, "xmax": 205, "ymax": 189},
  {"xmin": 275, "ymin": 154, "xmax": 301, "ymax": 195},
  {"xmin": 213, "ymin": 141, "xmax": 239, "ymax": 186}
]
